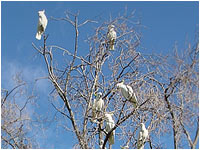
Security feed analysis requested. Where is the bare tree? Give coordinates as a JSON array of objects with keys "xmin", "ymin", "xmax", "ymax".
[
  {"xmin": 32, "ymin": 9, "xmax": 199, "ymax": 149},
  {"xmin": 1, "ymin": 74, "xmax": 38, "ymax": 149}
]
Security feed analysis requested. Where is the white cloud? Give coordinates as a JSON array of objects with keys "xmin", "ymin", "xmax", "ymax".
[{"xmin": 1, "ymin": 60, "xmax": 72, "ymax": 148}]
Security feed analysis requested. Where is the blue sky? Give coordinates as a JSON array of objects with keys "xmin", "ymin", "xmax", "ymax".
[{"xmin": 1, "ymin": 1, "xmax": 199, "ymax": 149}]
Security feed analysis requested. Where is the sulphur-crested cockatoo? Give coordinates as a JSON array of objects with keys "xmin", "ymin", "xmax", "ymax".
[
  {"xmin": 36, "ymin": 10, "xmax": 48, "ymax": 40},
  {"xmin": 92, "ymin": 92, "xmax": 104, "ymax": 122},
  {"xmin": 107, "ymin": 25, "xmax": 117, "ymax": 50},
  {"xmin": 104, "ymin": 112, "xmax": 115, "ymax": 147},
  {"xmin": 116, "ymin": 81, "xmax": 138, "ymax": 107},
  {"xmin": 137, "ymin": 123, "xmax": 148, "ymax": 149}
]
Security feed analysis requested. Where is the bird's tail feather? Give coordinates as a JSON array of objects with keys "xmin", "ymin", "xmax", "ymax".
[
  {"xmin": 108, "ymin": 132, "xmax": 115, "ymax": 145},
  {"xmin": 36, "ymin": 32, "xmax": 41, "ymax": 40},
  {"xmin": 131, "ymin": 100, "xmax": 137, "ymax": 108},
  {"xmin": 109, "ymin": 40, "xmax": 115, "ymax": 50},
  {"xmin": 130, "ymin": 95, "xmax": 137, "ymax": 108},
  {"xmin": 110, "ymin": 44, "xmax": 115, "ymax": 50},
  {"xmin": 137, "ymin": 144, "xmax": 144, "ymax": 149}
]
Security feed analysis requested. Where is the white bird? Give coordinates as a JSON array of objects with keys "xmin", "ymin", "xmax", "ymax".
[
  {"xmin": 107, "ymin": 25, "xmax": 117, "ymax": 50},
  {"xmin": 104, "ymin": 112, "xmax": 115, "ymax": 147},
  {"xmin": 92, "ymin": 92, "xmax": 104, "ymax": 122},
  {"xmin": 36, "ymin": 10, "xmax": 48, "ymax": 40},
  {"xmin": 137, "ymin": 123, "xmax": 148, "ymax": 149},
  {"xmin": 116, "ymin": 81, "xmax": 138, "ymax": 107}
]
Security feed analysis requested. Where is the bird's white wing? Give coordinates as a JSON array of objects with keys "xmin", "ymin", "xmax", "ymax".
[
  {"xmin": 110, "ymin": 121, "xmax": 115, "ymax": 145},
  {"xmin": 91, "ymin": 99, "xmax": 97, "ymax": 122},
  {"xmin": 96, "ymin": 98, "xmax": 104, "ymax": 111},
  {"xmin": 126, "ymin": 85, "xmax": 134, "ymax": 96},
  {"xmin": 92, "ymin": 99, "xmax": 96, "ymax": 110},
  {"xmin": 107, "ymin": 30, "xmax": 116, "ymax": 50},
  {"xmin": 107, "ymin": 31, "xmax": 111, "ymax": 39},
  {"xmin": 131, "ymin": 93, "xmax": 138, "ymax": 107},
  {"xmin": 112, "ymin": 30, "xmax": 117, "ymax": 40},
  {"xmin": 142, "ymin": 128, "xmax": 148, "ymax": 143},
  {"xmin": 106, "ymin": 121, "xmax": 115, "ymax": 145},
  {"xmin": 121, "ymin": 85, "xmax": 132, "ymax": 101},
  {"xmin": 105, "ymin": 114, "xmax": 115, "ymax": 145},
  {"xmin": 105, "ymin": 120, "xmax": 111, "ymax": 133},
  {"xmin": 126, "ymin": 85, "xmax": 138, "ymax": 107},
  {"xmin": 36, "ymin": 19, "xmax": 43, "ymax": 40},
  {"xmin": 41, "ymin": 13, "xmax": 48, "ymax": 31},
  {"xmin": 120, "ymin": 86, "xmax": 129, "ymax": 100}
]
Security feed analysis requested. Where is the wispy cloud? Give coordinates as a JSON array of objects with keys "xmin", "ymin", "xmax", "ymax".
[
  {"xmin": 1, "ymin": 60, "xmax": 51, "ymax": 117},
  {"xmin": 2, "ymin": 60, "xmax": 50, "ymax": 93},
  {"xmin": 1, "ymin": 60, "xmax": 59, "ymax": 147}
]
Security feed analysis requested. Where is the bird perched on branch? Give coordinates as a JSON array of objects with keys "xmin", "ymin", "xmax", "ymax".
[
  {"xmin": 116, "ymin": 81, "xmax": 138, "ymax": 107},
  {"xmin": 92, "ymin": 92, "xmax": 104, "ymax": 123},
  {"xmin": 107, "ymin": 25, "xmax": 117, "ymax": 50},
  {"xmin": 36, "ymin": 10, "xmax": 48, "ymax": 40},
  {"xmin": 104, "ymin": 112, "xmax": 115, "ymax": 147},
  {"xmin": 137, "ymin": 123, "xmax": 148, "ymax": 149}
]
